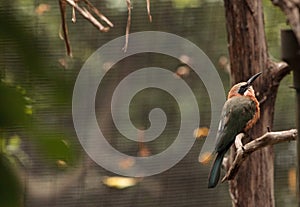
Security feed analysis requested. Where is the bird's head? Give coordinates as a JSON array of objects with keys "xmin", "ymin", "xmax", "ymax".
[{"xmin": 228, "ymin": 72, "xmax": 262, "ymax": 99}]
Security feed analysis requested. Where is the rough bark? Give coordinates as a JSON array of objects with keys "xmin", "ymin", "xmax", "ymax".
[
  {"xmin": 222, "ymin": 129, "xmax": 297, "ymax": 182},
  {"xmin": 223, "ymin": 0, "xmax": 291, "ymax": 206}
]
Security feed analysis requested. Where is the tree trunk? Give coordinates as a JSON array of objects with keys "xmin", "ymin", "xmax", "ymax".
[{"xmin": 223, "ymin": 0, "xmax": 284, "ymax": 206}]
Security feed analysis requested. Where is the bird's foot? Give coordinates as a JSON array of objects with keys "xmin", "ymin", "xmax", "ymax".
[{"xmin": 235, "ymin": 133, "xmax": 245, "ymax": 150}]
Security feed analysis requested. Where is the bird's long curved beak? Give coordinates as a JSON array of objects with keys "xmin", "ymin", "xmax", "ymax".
[{"xmin": 247, "ymin": 72, "xmax": 262, "ymax": 85}]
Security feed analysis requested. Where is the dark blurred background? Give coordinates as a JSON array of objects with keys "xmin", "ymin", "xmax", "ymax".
[{"xmin": 0, "ymin": 0, "xmax": 296, "ymax": 206}]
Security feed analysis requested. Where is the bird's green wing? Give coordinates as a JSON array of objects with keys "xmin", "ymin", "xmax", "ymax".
[{"xmin": 215, "ymin": 96, "xmax": 256, "ymax": 153}]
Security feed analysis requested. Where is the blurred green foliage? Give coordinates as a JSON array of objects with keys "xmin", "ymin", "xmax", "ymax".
[
  {"xmin": 0, "ymin": 154, "xmax": 22, "ymax": 207},
  {"xmin": 0, "ymin": 83, "xmax": 30, "ymax": 127},
  {"xmin": 0, "ymin": 1, "xmax": 80, "ymax": 205}
]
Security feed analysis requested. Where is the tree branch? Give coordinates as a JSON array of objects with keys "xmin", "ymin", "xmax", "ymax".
[
  {"xmin": 65, "ymin": 0, "xmax": 111, "ymax": 32},
  {"xmin": 222, "ymin": 129, "xmax": 297, "ymax": 182},
  {"xmin": 268, "ymin": 59, "xmax": 291, "ymax": 84},
  {"xmin": 58, "ymin": 0, "xmax": 152, "ymax": 55},
  {"xmin": 271, "ymin": 0, "xmax": 300, "ymax": 45},
  {"xmin": 58, "ymin": 0, "xmax": 113, "ymax": 56},
  {"xmin": 82, "ymin": 0, "xmax": 114, "ymax": 28},
  {"xmin": 146, "ymin": 0, "xmax": 152, "ymax": 22},
  {"xmin": 59, "ymin": 0, "xmax": 72, "ymax": 57},
  {"xmin": 122, "ymin": 0, "xmax": 132, "ymax": 52},
  {"xmin": 259, "ymin": 59, "xmax": 290, "ymax": 106}
]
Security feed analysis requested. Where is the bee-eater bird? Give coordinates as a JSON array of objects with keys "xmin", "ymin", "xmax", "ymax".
[{"xmin": 208, "ymin": 72, "xmax": 262, "ymax": 188}]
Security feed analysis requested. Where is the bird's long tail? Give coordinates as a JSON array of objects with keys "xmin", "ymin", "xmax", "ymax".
[{"xmin": 208, "ymin": 151, "xmax": 226, "ymax": 188}]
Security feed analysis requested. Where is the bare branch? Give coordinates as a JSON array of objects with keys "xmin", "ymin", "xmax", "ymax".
[
  {"xmin": 146, "ymin": 0, "xmax": 152, "ymax": 22},
  {"xmin": 260, "ymin": 59, "xmax": 291, "ymax": 105},
  {"xmin": 222, "ymin": 129, "xmax": 297, "ymax": 182},
  {"xmin": 82, "ymin": 0, "xmax": 114, "ymax": 27},
  {"xmin": 268, "ymin": 59, "xmax": 291, "ymax": 84},
  {"xmin": 59, "ymin": 0, "xmax": 114, "ymax": 56},
  {"xmin": 65, "ymin": 0, "xmax": 110, "ymax": 32},
  {"xmin": 72, "ymin": 4, "xmax": 76, "ymax": 23},
  {"xmin": 59, "ymin": 0, "xmax": 72, "ymax": 57},
  {"xmin": 123, "ymin": 0, "xmax": 132, "ymax": 52},
  {"xmin": 58, "ymin": 0, "xmax": 152, "ymax": 55}
]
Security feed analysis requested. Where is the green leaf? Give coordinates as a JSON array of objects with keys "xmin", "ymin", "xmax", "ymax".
[{"xmin": 0, "ymin": 154, "xmax": 23, "ymax": 207}]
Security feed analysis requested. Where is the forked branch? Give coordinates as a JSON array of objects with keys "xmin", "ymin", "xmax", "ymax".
[
  {"xmin": 58, "ymin": 0, "xmax": 152, "ymax": 56},
  {"xmin": 59, "ymin": 0, "xmax": 113, "ymax": 56},
  {"xmin": 222, "ymin": 129, "xmax": 297, "ymax": 182}
]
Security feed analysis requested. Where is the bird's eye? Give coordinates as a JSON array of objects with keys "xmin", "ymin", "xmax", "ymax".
[{"xmin": 238, "ymin": 84, "xmax": 248, "ymax": 95}]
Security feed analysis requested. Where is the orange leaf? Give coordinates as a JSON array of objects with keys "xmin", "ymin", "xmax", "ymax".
[
  {"xmin": 138, "ymin": 146, "xmax": 151, "ymax": 157},
  {"xmin": 199, "ymin": 152, "xmax": 213, "ymax": 165},
  {"xmin": 193, "ymin": 127, "xmax": 209, "ymax": 139},
  {"xmin": 35, "ymin": 4, "xmax": 51, "ymax": 15},
  {"xmin": 288, "ymin": 167, "xmax": 296, "ymax": 194},
  {"xmin": 118, "ymin": 158, "xmax": 135, "ymax": 169},
  {"xmin": 102, "ymin": 176, "xmax": 138, "ymax": 189},
  {"xmin": 174, "ymin": 65, "xmax": 190, "ymax": 79}
]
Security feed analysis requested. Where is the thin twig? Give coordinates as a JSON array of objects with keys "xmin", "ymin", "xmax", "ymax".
[
  {"xmin": 59, "ymin": 0, "xmax": 72, "ymax": 57},
  {"xmin": 146, "ymin": 0, "xmax": 152, "ymax": 22},
  {"xmin": 222, "ymin": 129, "xmax": 297, "ymax": 182},
  {"xmin": 58, "ymin": 0, "xmax": 152, "ymax": 55},
  {"xmin": 72, "ymin": 3, "xmax": 76, "ymax": 23},
  {"xmin": 82, "ymin": 0, "xmax": 114, "ymax": 27},
  {"xmin": 123, "ymin": 0, "xmax": 131, "ymax": 52},
  {"xmin": 65, "ymin": 0, "xmax": 110, "ymax": 32}
]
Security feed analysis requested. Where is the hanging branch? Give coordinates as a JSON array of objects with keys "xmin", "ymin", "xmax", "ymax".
[
  {"xmin": 58, "ymin": 0, "xmax": 152, "ymax": 55},
  {"xmin": 82, "ymin": 0, "xmax": 114, "ymax": 27},
  {"xmin": 65, "ymin": 0, "xmax": 111, "ymax": 32},
  {"xmin": 58, "ymin": 0, "xmax": 113, "ymax": 56},
  {"xmin": 222, "ymin": 129, "xmax": 298, "ymax": 182},
  {"xmin": 146, "ymin": 0, "xmax": 152, "ymax": 22},
  {"xmin": 59, "ymin": 0, "xmax": 72, "ymax": 57},
  {"xmin": 122, "ymin": 0, "xmax": 132, "ymax": 52},
  {"xmin": 72, "ymin": 3, "xmax": 76, "ymax": 23}
]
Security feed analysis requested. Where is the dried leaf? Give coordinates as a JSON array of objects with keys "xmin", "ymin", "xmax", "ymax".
[
  {"xmin": 102, "ymin": 176, "xmax": 138, "ymax": 189},
  {"xmin": 193, "ymin": 127, "xmax": 209, "ymax": 139},
  {"xmin": 288, "ymin": 167, "xmax": 296, "ymax": 194},
  {"xmin": 35, "ymin": 4, "xmax": 51, "ymax": 15},
  {"xmin": 138, "ymin": 146, "xmax": 151, "ymax": 157},
  {"xmin": 56, "ymin": 159, "xmax": 68, "ymax": 169},
  {"xmin": 218, "ymin": 55, "xmax": 230, "ymax": 74},
  {"xmin": 118, "ymin": 157, "xmax": 135, "ymax": 169},
  {"xmin": 58, "ymin": 58, "xmax": 68, "ymax": 69},
  {"xmin": 174, "ymin": 65, "xmax": 190, "ymax": 79},
  {"xmin": 137, "ymin": 130, "xmax": 151, "ymax": 157},
  {"xmin": 198, "ymin": 152, "xmax": 213, "ymax": 165}
]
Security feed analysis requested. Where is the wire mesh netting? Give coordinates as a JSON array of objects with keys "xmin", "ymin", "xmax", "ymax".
[{"xmin": 0, "ymin": 0, "xmax": 296, "ymax": 206}]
